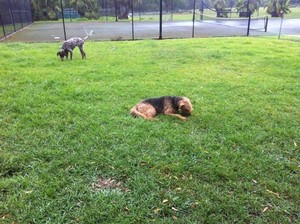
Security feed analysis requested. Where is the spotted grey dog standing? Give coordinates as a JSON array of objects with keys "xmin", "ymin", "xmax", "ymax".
[{"xmin": 57, "ymin": 31, "xmax": 92, "ymax": 61}]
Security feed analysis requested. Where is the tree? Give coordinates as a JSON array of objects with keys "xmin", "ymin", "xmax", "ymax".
[
  {"xmin": 213, "ymin": 0, "xmax": 228, "ymax": 17},
  {"xmin": 70, "ymin": 0, "xmax": 99, "ymax": 19},
  {"xmin": 31, "ymin": 0, "xmax": 59, "ymax": 20},
  {"xmin": 115, "ymin": 0, "xmax": 190, "ymax": 20},
  {"xmin": 266, "ymin": 0, "xmax": 291, "ymax": 17},
  {"xmin": 235, "ymin": 0, "xmax": 261, "ymax": 17},
  {"xmin": 116, "ymin": 0, "xmax": 131, "ymax": 19}
]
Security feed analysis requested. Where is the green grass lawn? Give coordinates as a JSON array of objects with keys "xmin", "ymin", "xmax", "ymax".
[{"xmin": 0, "ymin": 37, "xmax": 299, "ymax": 223}]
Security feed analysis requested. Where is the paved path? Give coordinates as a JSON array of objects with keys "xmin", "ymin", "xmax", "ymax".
[{"xmin": 2, "ymin": 18, "xmax": 299, "ymax": 42}]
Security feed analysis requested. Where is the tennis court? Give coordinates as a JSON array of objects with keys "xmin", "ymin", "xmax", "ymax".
[{"xmin": 1, "ymin": 18, "xmax": 299, "ymax": 42}]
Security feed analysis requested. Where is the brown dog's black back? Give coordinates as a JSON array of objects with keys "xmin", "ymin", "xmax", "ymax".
[{"xmin": 142, "ymin": 96, "xmax": 182, "ymax": 113}]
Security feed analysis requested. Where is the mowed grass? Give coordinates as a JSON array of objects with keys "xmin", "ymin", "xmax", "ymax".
[{"xmin": 0, "ymin": 37, "xmax": 299, "ymax": 223}]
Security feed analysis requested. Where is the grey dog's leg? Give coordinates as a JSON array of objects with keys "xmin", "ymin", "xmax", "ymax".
[
  {"xmin": 79, "ymin": 46, "xmax": 86, "ymax": 59},
  {"xmin": 69, "ymin": 50, "xmax": 73, "ymax": 60}
]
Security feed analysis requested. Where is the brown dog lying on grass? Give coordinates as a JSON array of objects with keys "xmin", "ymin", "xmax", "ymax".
[{"xmin": 130, "ymin": 96, "xmax": 193, "ymax": 121}]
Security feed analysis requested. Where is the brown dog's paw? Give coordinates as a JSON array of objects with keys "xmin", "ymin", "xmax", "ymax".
[{"xmin": 180, "ymin": 117, "xmax": 187, "ymax": 121}]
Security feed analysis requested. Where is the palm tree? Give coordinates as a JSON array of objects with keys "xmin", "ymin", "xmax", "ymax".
[
  {"xmin": 266, "ymin": 0, "xmax": 291, "ymax": 17},
  {"xmin": 213, "ymin": 0, "xmax": 228, "ymax": 17},
  {"xmin": 235, "ymin": 0, "xmax": 261, "ymax": 17}
]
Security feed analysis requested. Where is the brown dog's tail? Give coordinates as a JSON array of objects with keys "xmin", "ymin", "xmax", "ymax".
[{"xmin": 130, "ymin": 106, "xmax": 147, "ymax": 119}]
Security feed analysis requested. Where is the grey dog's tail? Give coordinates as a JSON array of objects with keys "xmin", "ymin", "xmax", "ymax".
[{"xmin": 83, "ymin": 30, "xmax": 93, "ymax": 40}]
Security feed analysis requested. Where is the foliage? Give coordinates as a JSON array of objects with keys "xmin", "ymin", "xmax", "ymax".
[
  {"xmin": 116, "ymin": 0, "xmax": 191, "ymax": 20},
  {"xmin": 31, "ymin": 0, "xmax": 100, "ymax": 20},
  {"xmin": 213, "ymin": 0, "xmax": 230, "ymax": 17},
  {"xmin": 0, "ymin": 37, "xmax": 299, "ymax": 223},
  {"xmin": 70, "ymin": 0, "xmax": 99, "ymax": 19},
  {"xmin": 29, "ymin": 0, "xmax": 193, "ymax": 21},
  {"xmin": 235, "ymin": 0, "xmax": 261, "ymax": 15},
  {"xmin": 31, "ymin": 0, "xmax": 60, "ymax": 20},
  {"xmin": 117, "ymin": 0, "xmax": 131, "ymax": 19},
  {"xmin": 266, "ymin": 0, "xmax": 291, "ymax": 17}
]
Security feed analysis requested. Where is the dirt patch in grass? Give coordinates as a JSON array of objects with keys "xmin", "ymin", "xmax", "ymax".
[{"xmin": 92, "ymin": 177, "xmax": 129, "ymax": 193}]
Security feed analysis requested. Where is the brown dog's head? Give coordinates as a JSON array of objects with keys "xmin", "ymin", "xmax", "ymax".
[
  {"xmin": 57, "ymin": 49, "xmax": 66, "ymax": 60},
  {"xmin": 178, "ymin": 97, "xmax": 193, "ymax": 116}
]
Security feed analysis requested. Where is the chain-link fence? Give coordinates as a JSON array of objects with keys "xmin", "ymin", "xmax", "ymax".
[
  {"xmin": 1, "ymin": 0, "xmax": 299, "ymax": 42},
  {"xmin": 56, "ymin": 0, "xmax": 273, "ymax": 41},
  {"xmin": 0, "ymin": 0, "xmax": 32, "ymax": 39}
]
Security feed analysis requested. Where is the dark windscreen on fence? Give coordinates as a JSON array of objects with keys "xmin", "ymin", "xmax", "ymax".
[{"xmin": 0, "ymin": 0, "xmax": 32, "ymax": 39}]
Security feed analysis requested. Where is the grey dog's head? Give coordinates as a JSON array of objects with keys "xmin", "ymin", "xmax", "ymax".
[{"xmin": 57, "ymin": 49, "xmax": 66, "ymax": 61}]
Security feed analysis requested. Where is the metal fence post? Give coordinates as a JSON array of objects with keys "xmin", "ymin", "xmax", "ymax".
[
  {"xmin": 131, "ymin": 0, "xmax": 134, "ymax": 40},
  {"xmin": 278, "ymin": 14, "xmax": 284, "ymax": 39},
  {"xmin": 170, "ymin": 0, "xmax": 173, "ymax": 21},
  {"xmin": 105, "ymin": 0, "xmax": 108, "ymax": 22},
  {"xmin": 159, "ymin": 0, "xmax": 162, "ymax": 39},
  {"xmin": 200, "ymin": 0, "xmax": 204, "ymax": 20},
  {"xmin": 0, "ymin": 14, "xmax": 6, "ymax": 38},
  {"xmin": 192, "ymin": 0, "xmax": 196, "ymax": 38},
  {"xmin": 114, "ymin": 0, "xmax": 118, "ymax": 22},
  {"xmin": 60, "ymin": 0, "xmax": 67, "ymax": 40},
  {"xmin": 27, "ymin": 0, "xmax": 33, "ymax": 24},
  {"xmin": 246, "ymin": 0, "xmax": 251, "ymax": 36},
  {"xmin": 17, "ymin": 0, "xmax": 24, "ymax": 28},
  {"xmin": 264, "ymin": 16, "xmax": 268, "ymax": 32},
  {"xmin": 7, "ymin": 0, "xmax": 16, "ymax": 32}
]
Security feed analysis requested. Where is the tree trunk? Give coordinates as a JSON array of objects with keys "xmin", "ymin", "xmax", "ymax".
[{"xmin": 117, "ymin": 1, "xmax": 130, "ymax": 19}]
